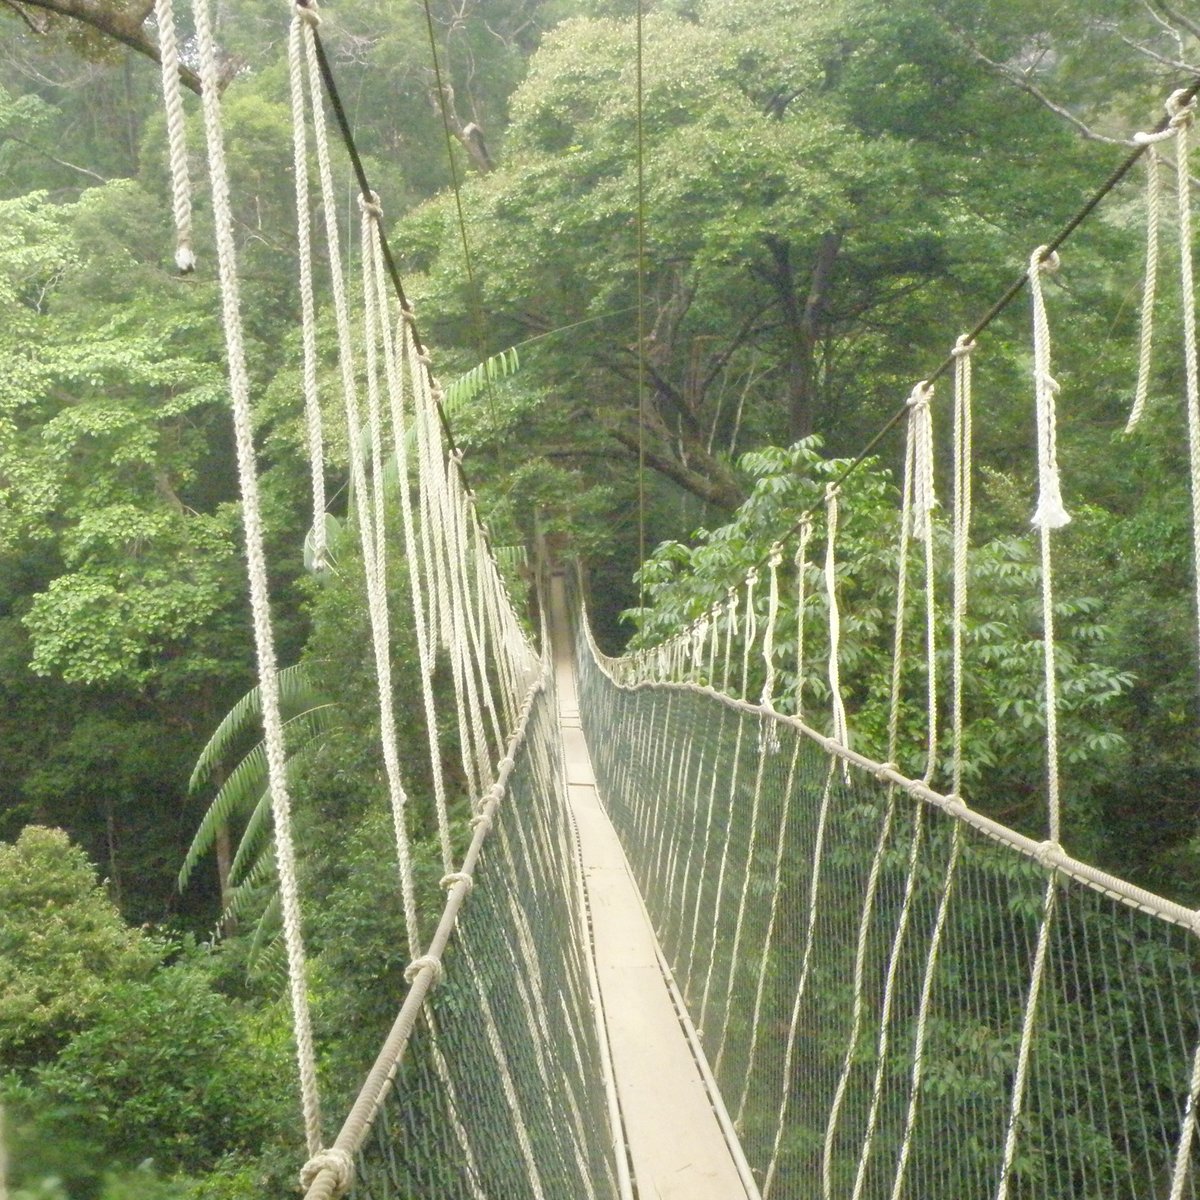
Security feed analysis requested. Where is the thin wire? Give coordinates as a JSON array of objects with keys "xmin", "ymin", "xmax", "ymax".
[
  {"xmin": 635, "ymin": 0, "xmax": 647, "ymax": 604},
  {"xmin": 420, "ymin": 0, "xmax": 497, "ymax": 424}
]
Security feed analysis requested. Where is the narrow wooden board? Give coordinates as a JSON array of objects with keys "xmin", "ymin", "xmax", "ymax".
[{"xmin": 549, "ymin": 577, "xmax": 753, "ymax": 1199}]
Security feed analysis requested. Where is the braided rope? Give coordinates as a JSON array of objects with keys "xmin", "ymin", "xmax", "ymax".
[
  {"xmin": 287, "ymin": 16, "xmax": 327, "ymax": 572},
  {"xmin": 824, "ymin": 486, "xmax": 850, "ymax": 755},
  {"xmin": 761, "ymin": 545, "xmax": 782, "ymax": 707},
  {"xmin": 794, "ymin": 519, "xmax": 813, "ymax": 720},
  {"xmin": 1029, "ymin": 247, "xmax": 1066, "ymax": 844},
  {"xmin": 951, "ymin": 336, "xmax": 975, "ymax": 797},
  {"xmin": 193, "ymin": 0, "xmax": 320, "ymax": 1154},
  {"xmin": 360, "ymin": 204, "xmax": 421, "ymax": 953},
  {"xmin": 153, "ymin": 0, "xmax": 194, "ymax": 272}
]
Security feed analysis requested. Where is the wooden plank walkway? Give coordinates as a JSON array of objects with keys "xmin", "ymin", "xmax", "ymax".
[{"xmin": 548, "ymin": 574, "xmax": 757, "ymax": 1200}]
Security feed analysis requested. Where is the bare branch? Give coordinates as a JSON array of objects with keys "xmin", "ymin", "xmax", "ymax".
[
  {"xmin": 1150, "ymin": 0, "xmax": 1200, "ymax": 42},
  {"xmin": 963, "ymin": 37, "xmax": 1132, "ymax": 147},
  {"xmin": 2, "ymin": 0, "xmax": 48, "ymax": 33},
  {"xmin": 2, "ymin": 133, "xmax": 109, "ymax": 181},
  {"xmin": 1117, "ymin": 32, "xmax": 1198, "ymax": 76}
]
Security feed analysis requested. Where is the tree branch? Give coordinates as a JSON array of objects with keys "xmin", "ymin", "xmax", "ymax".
[
  {"xmin": 7, "ymin": 0, "xmax": 203, "ymax": 94},
  {"xmin": 2, "ymin": 133, "xmax": 109, "ymax": 182},
  {"xmin": 962, "ymin": 36, "xmax": 1132, "ymax": 147},
  {"xmin": 1150, "ymin": 0, "xmax": 1200, "ymax": 42}
]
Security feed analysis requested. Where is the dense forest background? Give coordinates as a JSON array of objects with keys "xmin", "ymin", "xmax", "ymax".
[{"xmin": 1, "ymin": 0, "xmax": 1199, "ymax": 1193}]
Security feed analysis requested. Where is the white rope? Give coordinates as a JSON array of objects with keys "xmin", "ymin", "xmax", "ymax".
[
  {"xmin": 951, "ymin": 336, "xmax": 975, "ymax": 797},
  {"xmin": 1029, "ymin": 247, "xmax": 1066, "ymax": 843},
  {"xmin": 795, "ymin": 518, "xmax": 813, "ymax": 720},
  {"xmin": 761, "ymin": 544, "xmax": 782, "ymax": 707},
  {"xmin": 287, "ymin": 14, "xmax": 327, "ymax": 572},
  {"xmin": 761, "ymin": 759, "xmax": 839, "ymax": 1200},
  {"xmin": 360, "ymin": 201, "xmax": 421, "ymax": 951},
  {"xmin": 995, "ymin": 878, "xmax": 1059, "ymax": 1200},
  {"xmin": 849, "ymin": 381, "xmax": 938, "ymax": 1199},
  {"xmin": 721, "ymin": 587, "xmax": 738, "ymax": 694},
  {"xmin": 1126, "ymin": 139, "xmax": 1166, "ymax": 431},
  {"xmin": 381, "ymin": 303, "xmax": 453, "ymax": 868},
  {"xmin": 824, "ymin": 485, "xmax": 850, "ymax": 754},
  {"xmin": 1029, "ymin": 247, "xmax": 1070, "ymax": 533},
  {"xmin": 193, "ymin": 0, "xmax": 321, "ymax": 1154},
  {"xmin": 153, "ymin": 0, "xmax": 194, "ymax": 272},
  {"xmin": 1166, "ymin": 92, "xmax": 1200, "ymax": 719},
  {"xmin": 741, "ymin": 568, "xmax": 758, "ymax": 700}
]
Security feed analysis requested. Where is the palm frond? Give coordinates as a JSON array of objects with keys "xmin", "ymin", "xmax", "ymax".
[
  {"xmin": 181, "ymin": 705, "xmax": 336, "ymax": 890},
  {"xmin": 189, "ymin": 664, "xmax": 323, "ymax": 792}
]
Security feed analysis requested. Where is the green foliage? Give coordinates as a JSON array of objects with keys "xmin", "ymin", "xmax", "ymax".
[
  {"xmin": 627, "ymin": 442, "xmax": 1134, "ymax": 842},
  {"xmin": 0, "ymin": 827, "xmax": 157, "ymax": 1067}
]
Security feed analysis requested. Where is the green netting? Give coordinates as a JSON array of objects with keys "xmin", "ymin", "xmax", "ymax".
[
  {"xmin": 351, "ymin": 686, "xmax": 619, "ymax": 1200},
  {"xmin": 577, "ymin": 619, "xmax": 1200, "ymax": 1200}
]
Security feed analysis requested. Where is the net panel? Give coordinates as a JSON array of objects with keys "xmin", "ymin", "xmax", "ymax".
[
  {"xmin": 578, "ymin": 624, "xmax": 1200, "ymax": 1200},
  {"xmin": 352, "ymin": 684, "xmax": 619, "ymax": 1199}
]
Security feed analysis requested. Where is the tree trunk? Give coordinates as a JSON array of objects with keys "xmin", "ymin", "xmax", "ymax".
[{"xmin": 765, "ymin": 231, "xmax": 842, "ymax": 443}]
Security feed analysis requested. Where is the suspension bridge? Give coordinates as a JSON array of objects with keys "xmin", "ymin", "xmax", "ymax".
[{"xmin": 68, "ymin": 0, "xmax": 1200, "ymax": 1195}]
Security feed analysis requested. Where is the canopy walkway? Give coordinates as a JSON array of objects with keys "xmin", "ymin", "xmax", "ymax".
[{"xmin": 45, "ymin": 3, "xmax": 1200, "ymax": 1197}]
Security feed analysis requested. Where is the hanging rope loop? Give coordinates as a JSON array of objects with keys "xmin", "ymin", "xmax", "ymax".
[{"xmin": 1029, "ymin": 246, "xmax": 1071, "ymax": 530}]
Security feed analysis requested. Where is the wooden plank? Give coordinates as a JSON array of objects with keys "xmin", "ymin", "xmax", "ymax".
[{"xmin": 549, "ymin": 576, "xmax": 754, "ymax": 1200}]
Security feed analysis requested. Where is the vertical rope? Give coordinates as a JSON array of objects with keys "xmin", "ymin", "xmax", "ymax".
[
  {"xmin": 824, "ymin": 485, "xmax": 850, "ymax": 754},
  {"xmin": 951, "ymin": 336, "xmax": 975, "ymax": 798},
  {"xmin": 794, "ymin": 518, "xmax": 813, "ymax": 720},
  {"xmin": 761, "ymin": 544, "xmax": 782, "ymax": 707},
  {"xmin": 761, "ymin": 759, "xmax": 839, "ymax": 1200},
  {"xmin": 1165, "ymin": 93, "xmax": 1200, "ymax": 709},
  {"xmin": 1126, "ymin": 141, "xmax": 1164, "ymax": 432},
  {"xmin": 741, "ymin": 568, "xmax": 758, "ymax": 701},
  {"xmin": 359, "ymin": 201, "xmax": 422, "ymax": 955},
  {"xmin": 287, "ymin": 14, "xmax": 327, "ymax": 572},
  {"xmin": 153, "ymin": 0, "xmax": 194, "ymax": 272},
  {"xmin": 193, "ymin": 0, "xmax": 321, "ymax": 1156},
  {"xmin": 1029, "ymin": 246, "xmax": 1067, "ymax": 845}
]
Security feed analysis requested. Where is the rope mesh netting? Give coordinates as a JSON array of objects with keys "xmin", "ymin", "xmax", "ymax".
[
  {"xmin": 577, "ymin": 628, "xmax": 1200, "ymax": 1200},
  {"xmin": 351, "ymin": 680, "xmax": 619, "ymax": 1200}
]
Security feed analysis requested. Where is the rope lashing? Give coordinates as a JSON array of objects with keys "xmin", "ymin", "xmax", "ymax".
[
  {"xmin": 1029, "ymin": 247, "xmax": 1070, "ymax": 531},
  {"xmin": 299, "ymin": 1148, "xmax": 355, "ymax": 1198},
  {"xmin": 153, "ymin": 0, "xmax": 194, "ymax": 272},
  {"xmin": 405, "ymin": 954, "xmax": 446, "ymax": 988},
  {"xmin": 441, "ymin": 871, "xmax": 473, "ymax": 894}
]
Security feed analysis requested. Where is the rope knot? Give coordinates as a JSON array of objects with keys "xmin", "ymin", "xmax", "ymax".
[
  {"xmin": 944, "ymin": 794, "xmax": 970, "ymax": 819},
  {"xmin": 951, "ymin": 335, "xmax": 975, "ymax": 359},
  {"xmin": 441, "ymin": 871, "xmax": 473, "ymax": 894},
  {"xmin": 1036, "ymin": 370, "xmax": 1061, "ymax": 396},
  {"xmin": 1167, "ymin": 88, "xmax": 1196, "ymax": 128},
  {"xmin": 873, "ymin": 761, "xmax": 898, "ymax": 781},
  {"xmin": 299, "ymin": 1148, "xmax": 354, "ymax": 1195},
  {"xmin": 470, "ymin": 812, "xmax": 493, "ymax": 835},
  {"xmin": 293, "ymin": 0, "xmax": 322, "ymax": 26},
  {"xmin": 768, "ymin": 542, "xmax": 784, "ymax": 568},
  {"xmin": 745, "ymin": 567, "xmax": 758, "ymax": 587},
  {"xmin": 1031, "ymin": 246, "xmax": 1060, "ymax": 275},
  {"xmin": 358, "ymin": 190, "xmax": 383, "ymax": 220},
  {"xmin": 451, "ymin": 447, "xmax": 465, "ymax": 465},
  {"xmin": 1035, "ymin": 840, "xmax": 1064, "ymax": 871},
  {"xmin": 906, "ymin": 380, "xmax": 933, "ymax": 409},
  {"xmin": 404, "ymin": 954, "xmax": 445, "ymax": 987},
  {"xmin": 824, "ymin": 482, "xmax": 840, "ymax": 502}
]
